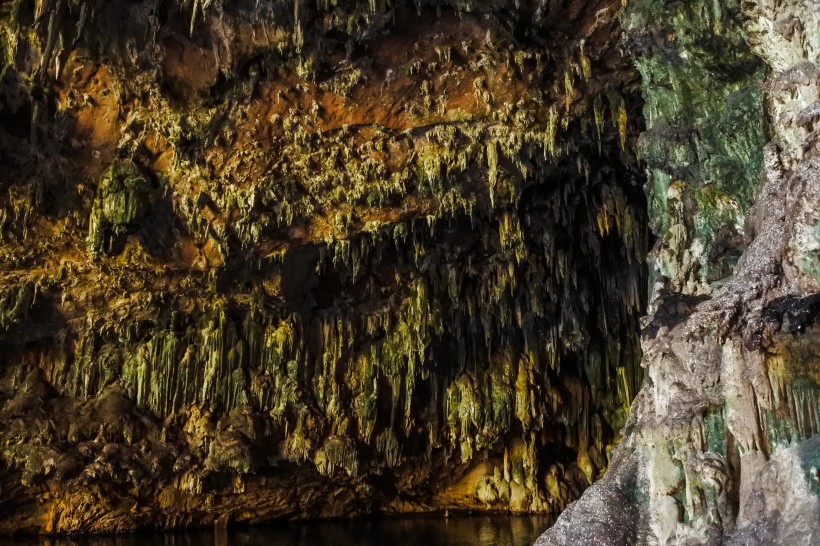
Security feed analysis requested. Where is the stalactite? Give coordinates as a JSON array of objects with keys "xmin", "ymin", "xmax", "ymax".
[{"xmin": 0, "ymin": 0, "xmax": 654, "ymax": 530}]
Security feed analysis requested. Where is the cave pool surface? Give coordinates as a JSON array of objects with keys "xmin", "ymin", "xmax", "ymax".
[{"xmin": 6, "ymin": 514, "xmax": 553, "ymax": 546}]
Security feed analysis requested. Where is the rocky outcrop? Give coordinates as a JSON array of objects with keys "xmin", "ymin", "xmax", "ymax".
[
  {"xmin": 0, "ymin": 0, "xmax": 649, "ymax": 533},
  {"xmin": 538, "ymin": 0, "xmax": 820, "ymax": 544}
]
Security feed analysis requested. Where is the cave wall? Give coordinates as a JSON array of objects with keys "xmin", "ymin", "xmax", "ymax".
[
  {"xmin": 0, "ymin": 0, "xmax": 649, "ymax": 533},
  {"xmin": 539, "ymin": 0, "xmax": 820, "ymax": 544}
]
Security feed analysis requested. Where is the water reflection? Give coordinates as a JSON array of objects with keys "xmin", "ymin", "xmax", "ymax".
[{"xmin": 6, "ymin": 514, "xmax": 552, "ymax": 546}]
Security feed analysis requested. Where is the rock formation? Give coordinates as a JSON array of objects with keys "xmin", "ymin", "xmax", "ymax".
[
  {"xmin": 0, "ymin": 0, "xmax": 649, "ymax": 533},
  {"xmin": 1, "ymin": 0, "xmax": 816, "ymax": 541},
  {"xmin": 539, "ymin": 0, "xmax": 820, "ymax": 544}
]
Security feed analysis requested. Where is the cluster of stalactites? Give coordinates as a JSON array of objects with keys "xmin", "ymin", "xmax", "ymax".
[
  {"xmin": 206, "ymin": 87, "xmax": 636, "ymax": 254},
  {"xmin": 42, "ymin": 147, "xmax": 646, "ymax": 499}
]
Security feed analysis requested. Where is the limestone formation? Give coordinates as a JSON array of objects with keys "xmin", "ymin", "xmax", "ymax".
[
  {"xmin": 538, "ymin": 0, "xmax": 820, "ymax": 544},
  {"xmin": 0, "ymin": 0, "xmax": 816, "ymax": 541},
  {"xmin": 0, "ymin": 0, "xmax": 647, "ymax": 533}
]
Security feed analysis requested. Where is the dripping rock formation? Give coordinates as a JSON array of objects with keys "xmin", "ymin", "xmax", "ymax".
[
  {"xmin": 539, "ymin": 0, "xmax": 820, "ymax": 544},
  {"xmin": 0, "ymin": 0, "xmax": 648, "ymax": 534},
  {"xmin": 0, "ymin": 0, "xmax": 816, "ymax": 543}
]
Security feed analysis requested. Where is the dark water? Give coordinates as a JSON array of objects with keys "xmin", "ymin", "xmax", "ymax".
[{"xmin": 6, "ymin": 515, "xmax": 552, "ymax": 546}]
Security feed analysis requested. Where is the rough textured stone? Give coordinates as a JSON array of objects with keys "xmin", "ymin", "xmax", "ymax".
[{"xmin": 537, "ymin": 0, "xmax": 820, "ymax": 544}]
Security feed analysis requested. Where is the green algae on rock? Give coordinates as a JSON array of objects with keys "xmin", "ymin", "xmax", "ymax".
[
  {"xmin": 87, "ymin": 160, "xmax": 151, "ymax": 257},
  {"xmin": 625, "ymin": 0, "xmax": 766, "ymax": 295},
  {"xmin": 538, "ymin": 0, "xmax": 820, "ymax": 544}
]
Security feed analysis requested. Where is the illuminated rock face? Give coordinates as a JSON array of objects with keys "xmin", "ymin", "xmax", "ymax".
[
  {"xmin": 539, "ymin": 1, "xmax": 820, "ymax": 544},
  {"xmin": 3, "ymin": 0, "xmax": 814, "ymax": 539},
  {"xmin": 0, "ymin": 0, "xmax": 649, "ymax": 533}
]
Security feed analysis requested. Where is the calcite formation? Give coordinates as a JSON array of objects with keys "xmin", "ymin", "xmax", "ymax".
[
  {"xmin": 0, "ymin": 0, "xmax": 648, "ymax": 534},
  {"xmin": 3, "ymin": 0, "xmax": 815, "ymax": 541},
  {"xmin": 539, "ymin": 0, "xmax": 820, "ymax": 544}
]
